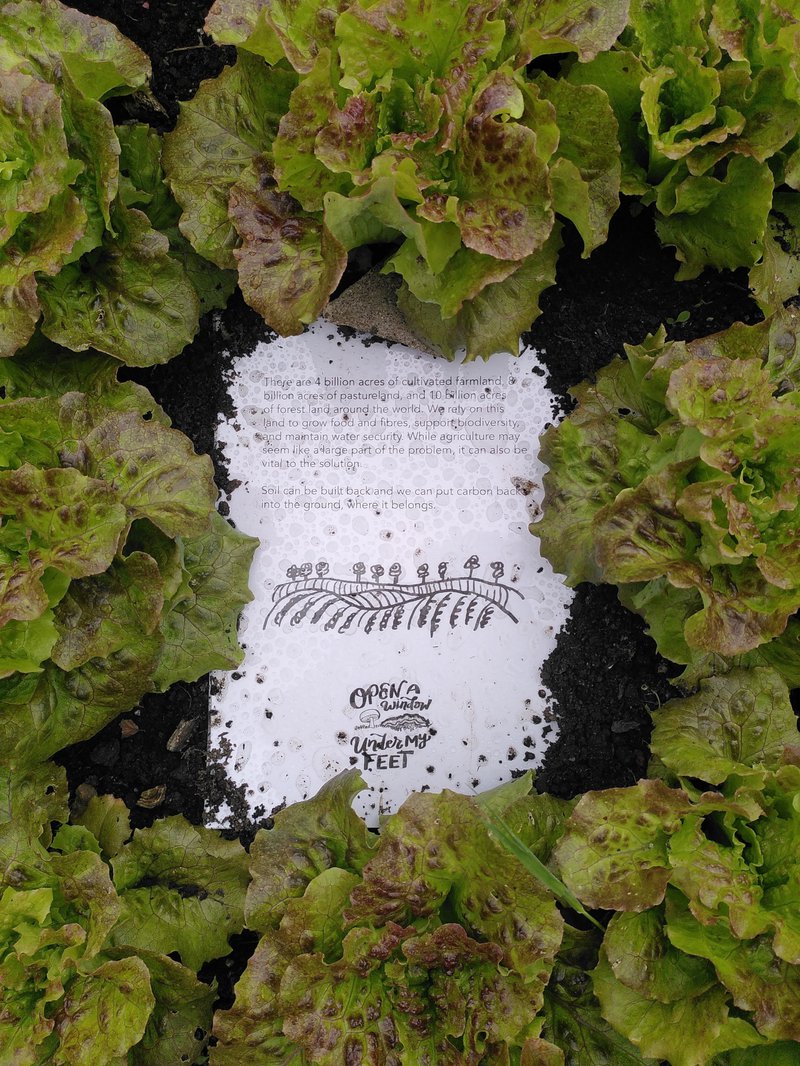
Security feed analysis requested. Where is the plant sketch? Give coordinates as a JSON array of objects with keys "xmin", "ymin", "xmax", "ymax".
[{"xmin": 264, "ymin": 557, "xmax": 524, "ymax": 635}]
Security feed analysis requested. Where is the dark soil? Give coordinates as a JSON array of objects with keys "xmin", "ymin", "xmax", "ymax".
[{"xmin": 58, "ymin": 0, "xmax": 766, "ymax": 1022}]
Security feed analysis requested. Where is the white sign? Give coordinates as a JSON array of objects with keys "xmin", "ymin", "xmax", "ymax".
[{"xmin": 210, "ymin": 323, "xmax": 571, "ymax": 825}]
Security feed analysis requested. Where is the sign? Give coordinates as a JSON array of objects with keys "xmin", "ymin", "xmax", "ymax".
[{"xmin": 210, "ymin": 323, "xmax": 571, "ymax": 824}]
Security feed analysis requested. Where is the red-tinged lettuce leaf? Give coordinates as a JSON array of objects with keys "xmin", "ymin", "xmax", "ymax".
[
  {"xmin": 315, "ymin": 90, "xmax": 379, "ymax": 178},
  {"xmin": 272, "ymin": 49, "xmax": 349, "ymax": 212},
  {"xmin": 521, "ymin": 1038, "xmax": 565, "ymax": 1066},
  {"xmin": 163, "ymin": 54, "xmax": 296, "ymax": 270},
  {"xmin": 554, "ymin": 780, "xmax": 691, "ymax": 911},
  {"xmin": 211, "ymin": 868, "xmax": 357, "ymax": 1065},
  {"xmin": 150, "ymin": 512, "xmax": 257, "ymax": 689},
  {"xmin": 110, "ymin": 816, "xmax": 249, "ymax": 970},
  {"xmin": 502, "ymin": 0, "xmax": 630, "ymax": 64},
  {"xmin": 397, "ymin": 224, "xmax": 561, "ymax": 360},
  {"xmin": 0, "ymin": 72, "xmax": 77, "ymax": 245},
  {"xmin": 0, "ymin": 277, "xmax": 41, "ymax": 359},
  {"xmin": 52, "ymin": 956, "xmax": 155, "ymax": 1064},
  {"xmin": 50, "ymin": 553, "xmax": 163, "ymax": 672},
  {"xmin": 535, "ymin": 409, "xmax": 660, "ymax": 585},
  {"xmin": 345, "ymin": 787, "xmax": 563, "ymax": 999},
  {"xmin": 279, "ymin": 922, "xmax": 540, "ymax": 1063},
  {"xmin": 593, "ymin": 467, "xmax": 700, "ymax": 584},
  {"xmin": 665, "ymin": 356, "xmax": 773, "ymax": 435},
  {"xmin": 453, "ymin": 69, "xmax": 554, "ymax": 261},
  {"xmin": 79, "ymin": 409, "xmax": 218, "ymax": 538},
  {"xmin": 206, "ymin": 0, "xmax": 350, "ymax": 72},
  {"xmin": 749, "ymin": 765, "xmax": 800, "ymax": 965},
  {"xmin": 38, "ymin": 206, "xmax": 200, "ymax": 366},
  {"xmin": 592, "ymin": 951, "xmax": 749, "ymax": 1066},
  {"xmin": 219, "ymin": 774, "xmax": 560, "ymax": 1066},
  {"xmin": 336, "ymin": 0, "xmax": 504, "ymax": 100},
  {"xmin": 245, "ymin": 770, "xmax": 375, "ymax": 932},
  {"xmin": 535, "ymin": 74, "xmax": 621, "ymax": 255},
  {"xmin": 656, "ymin": 156, "xmax": 774, "ymax": 280},
  {"xmin": 0, "ymin": 465, "xmax": 127, "ymax": 581},
  {"xmin": 650, "ymin": 667, "xmax": 798, "ymax": 785},
  {"xmin": 229, "ymin": 162, "xmax": 347, "ymax": 334},
  {"xmin": 0, "ymin": 0, "xmax": 151, "ymax": 100},
  {"xmin": 666, "ymin": 896, "xmax": 800, "ymax": 1042}
]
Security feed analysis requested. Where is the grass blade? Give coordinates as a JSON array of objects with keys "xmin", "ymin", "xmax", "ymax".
[{"xmin": 487, "ymin": 814, "xmax": 603, "ymax": 931}]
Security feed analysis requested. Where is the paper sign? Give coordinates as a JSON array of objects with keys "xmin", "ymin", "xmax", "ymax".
[{"xmin": 210, "ymin": 323, "xmax": 571, "ymax": 824}]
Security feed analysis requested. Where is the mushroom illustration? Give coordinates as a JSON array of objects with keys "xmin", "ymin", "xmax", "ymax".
[
  {"xmin": 299, "ymin": 562, "xmax": 313, "ymax": 578},
  {"xmin": 490, "ymin": 561, "xmax": 505, "ymax": 583},
  {"xmin": 316, "ymin": 560, "xmax": 330, "ymax": 578},
  {"xmin": 417, "ymin": 563, "xmax": 429, "ymax": 583},
  {"xmin": 437, "ymin": 561, "xmax": 448, "ymax": 580},
  {"xmin": 360, "ymin": 707, "xmax": 380, "ymax": 729},
  {"xmin": 389, "ymin": 562, "xmax": 402, "ymax": 584},
  {"xmin": 371, "ymin": 564, "xmax": 385, "ymax": 583},
  {"xmin": 353, "ymin": 561, "xmax": 366, "ymax": 582},
  {"xmin": 286, "ymin": 564, "xmax": 301, "ymax": 579},
  {"xmin": 464, "ymin": 555, "xmax": 480, "ymax": 578}
]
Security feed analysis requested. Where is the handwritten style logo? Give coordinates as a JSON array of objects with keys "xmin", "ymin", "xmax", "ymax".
[
  {"xmin": 348, "ymin": 679, "xmax": 434, "ymax": 771},
  {"xmin": 263, "ymin": 556, "xmax": 523, "ymax": 636}
]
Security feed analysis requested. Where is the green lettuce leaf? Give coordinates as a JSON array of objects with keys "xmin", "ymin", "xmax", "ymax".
[
  {"xmin": 650, "ymin": 667, "xmax": 798, "ymax": 785},
  {"xmin": 229, "ymin": 160, "xmax": 347, "ymax": 333},
  {"xmin": 151, "ymin": 512, "xmax": 257, "ymax": 688},
  {"xmin": 245, "ymin": 770, "xmax": 374, "ymax": 932},
  {"xmin": 38, "ymin": 205, "xmax": 200, "ymax": 366},
  {"xmin": 110, "ymin": 816, "xmax": 249, "ymax": 970},
  {"xmin": 554, "ymin": 780, "xmax": 690, "ymax": 911}
]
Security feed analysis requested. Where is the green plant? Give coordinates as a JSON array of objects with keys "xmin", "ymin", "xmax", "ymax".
[
  {"xmin": 212, "ymin": 771, "xmax": 566, "ymax": 1064},
  {"xmin": 0, "ymin": 337, "xmax": 257, "ymax": 781},
  {"xmin": 0, "ymin": 0, "xmax": 230, "ymax": 363},
  {"xmin": 554, "ymin": 665, "xmax": 800, "ymax": 1065},
  {"xmin": 1, "ymin": 772, "xmax": 248, "ymax": 1064},
  {"xmin": 536, "ymin": 308, "xmax": 800, "ymax": 684},
  {"xmin": 163, "ymin": 0, "xmax": 627, "ymax": 359},
  {"xmin": 568, "ymin": 0, "xmax": 800, "ymax": 303}
]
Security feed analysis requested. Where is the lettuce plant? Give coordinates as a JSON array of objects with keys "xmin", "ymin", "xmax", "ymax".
[
  {"xmin": 568, "ymin": 0, "xmax": 800, "ymax": 306},
  {"xmin": 212, "ymin": 771, "xmax": 565, "ymax": 1064},
  {"xmin": 536, "ymin": 308, "xmax": 800, "ymax": 684},
  {"xmin": 554, "ymin": 665, "xmax": 800, "ymax": 1065},
  {"xmin": 163, "ymin": 0, "xmax": 627, "ymax": 359},
  {"xmin": 0, "ymin": 337, "xmax": 257, "ymax": 778},
  {"xmin": 1, "ymin": 773, "xmax": 248, "ymax": 1064},
  {"xmin": 0, "ymin": 0, "xmax": 230, "ymax": 363}
]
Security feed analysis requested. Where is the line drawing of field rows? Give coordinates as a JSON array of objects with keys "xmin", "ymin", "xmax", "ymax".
[{"xmin": 263, "ymin": 558, "xmax": 524, "ymax": 636}]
